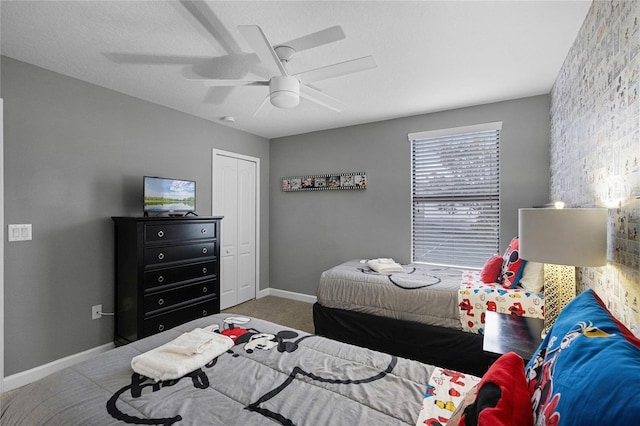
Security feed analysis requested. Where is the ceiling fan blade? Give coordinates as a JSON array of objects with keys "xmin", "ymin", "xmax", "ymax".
[
  {"xmin": 103, "ymin": 52, "xmax": 210, "ymax": 65},
  {"xmin": 178, "ymin": 53, "xmax": 260, "ymax": 79},
  {"xmin": 299, "ymin": 85, "xmax": 345, "ymax": 113},
  {"xmin": 296, "ymin": 56, "xmax": 377, "ymax": 85},
  {"xmin": 197, "ymin": 79, "xmax": 269, "ymax": 87},
  {"xmin": 175, "ymin": 0, "xmax": 242, "ymax": 55},
  {"xmin": 252, "ymin": 94, "xmax": 272, "ymax": 117},
  {"xmin": 277, "ymin": 26, "xmax": 345, "ymax": 53},
  {"xmin": 238, "ymin": 25, "xmax": 288, "ymax": 77},
  {"xmin": 173, "ymin": 2, "xmax": 272, "ymax": 80},
  {"xmin": 202, "ymin": 87, "xmax": 234, "ymax": 105}
]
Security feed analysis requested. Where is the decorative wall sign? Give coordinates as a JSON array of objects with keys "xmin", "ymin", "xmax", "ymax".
[{"xmin": 281, "ymin": 172, "xmax": 366, "ymax": 191}]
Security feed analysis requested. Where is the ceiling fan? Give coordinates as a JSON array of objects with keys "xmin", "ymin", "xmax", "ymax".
[
  {"xmin": 193, "ymin": 25, "xmax": 377, "ymax": 115},
  {"xmin": 105, "ymin": 0, "xmax": 268, "ymax": 105}
]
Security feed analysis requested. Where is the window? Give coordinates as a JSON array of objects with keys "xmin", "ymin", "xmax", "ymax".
[{"xmin": 409, "ymin": 122, "xmax": 501, "ymax": 268}]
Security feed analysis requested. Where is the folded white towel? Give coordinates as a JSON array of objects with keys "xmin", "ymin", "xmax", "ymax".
[
  {"xmin": 162, "ymin": 327, "xmax": 220, "ymax": 355},
  {"xmin": 131, "ymin": 326, "xmax": 233, "ymax": 382},
  {"xmin": 367, "ymin": 258, "xmax": 404, "ymax": 273}
]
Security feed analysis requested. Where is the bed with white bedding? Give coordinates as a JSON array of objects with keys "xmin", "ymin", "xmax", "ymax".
[{"xmin": 0, "ymin": 313, "xmax": 476, "ymax": 426}]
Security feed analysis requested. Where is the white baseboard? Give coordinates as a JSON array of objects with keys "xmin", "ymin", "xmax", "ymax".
[
  {"xmin": 257, "ymin": 288, "xmax": 317, "ymax": 304},
  {"xmin": 3, "ymin": 342, "xmax": 114, "ymax": 392}
]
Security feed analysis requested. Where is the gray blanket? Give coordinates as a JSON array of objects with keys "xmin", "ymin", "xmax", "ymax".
[
  {"xmin": 1, "ymin": 314, "xmax": 435, "ymax": 425},
  {"xmin": 317, "ymin": 259, "xmax": 464, "ymax": 329}
]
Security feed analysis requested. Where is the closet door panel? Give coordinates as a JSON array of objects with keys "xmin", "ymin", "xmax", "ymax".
[
  {"xmin": 215, "ymin": 155, "xmax": 238, "ymax": 310},
  {"xmin": 237, "ymin": 159, "xmax": 256, "ymax": 304}
]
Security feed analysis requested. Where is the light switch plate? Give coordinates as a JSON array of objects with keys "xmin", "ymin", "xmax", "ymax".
[{"xmin": 8, "ymin": 224, "xmax": 32, "ymax": 241}]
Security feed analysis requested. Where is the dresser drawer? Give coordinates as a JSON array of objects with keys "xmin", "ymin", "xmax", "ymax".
[
  {"xmin": 144, "ymin": 280, "xmax": 217, "ymax": 313},
  {"xmin": 143, "ymin": 298, "xmax": 218, "ymax": 337},
  {"xmin": 145, "ymin": 222, "xmax": 215, "ymax": 243},
  {"xmin": 144, "ymin": 261, "xmax": 216, "ymax": 290},
  {"xmin": 144, "ymin": 242, "xmax": 215, "ymax": 266}
]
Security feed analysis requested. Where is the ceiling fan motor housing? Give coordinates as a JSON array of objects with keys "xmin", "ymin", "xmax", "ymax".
[
  {"xmin": 270, "ymin": 76, "xmax": 300, "ymax": 108},
  {"xmin": 274, "ymin": 45, "xmax": 296, "ymax": 63}
]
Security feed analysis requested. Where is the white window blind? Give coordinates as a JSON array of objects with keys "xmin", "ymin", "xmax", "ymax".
[{"xmin": 409, "ymin": 122, "xmax": 501, "ymax": 268}]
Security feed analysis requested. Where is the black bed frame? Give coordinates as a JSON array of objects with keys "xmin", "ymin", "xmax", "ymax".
[{"xmin": 313, "ymin": 302, "xmax": 490, "ymax": 377}]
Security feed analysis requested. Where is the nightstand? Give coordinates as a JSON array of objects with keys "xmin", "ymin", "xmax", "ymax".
[{"xmin": 482, "ymin": 311, "xmax": 544, "ymax": 364}]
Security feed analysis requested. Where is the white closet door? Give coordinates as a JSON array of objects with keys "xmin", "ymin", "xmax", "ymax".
[
  {"xmin": 215, "ymin": 154, "xmax": 238, "ymax": 310},
  {"xmin": 213, "ymin": 150, "xmax": 257, "ymax": 310},
  {"xmin": 236, "ymin": 159, "xmax": 256, "ymax": 304}
]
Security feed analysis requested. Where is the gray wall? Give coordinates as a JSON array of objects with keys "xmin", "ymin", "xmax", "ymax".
[
  {"xmin": 269, "ymin": 95, "xmax": 551, "ymax": 296},
  {"xmin": 2, "ymin": 54, "xmax": 550, "ymax": 376},
  {"xmin": 2, "ymin": 57, "xmax": 270, "ymax": 375}
]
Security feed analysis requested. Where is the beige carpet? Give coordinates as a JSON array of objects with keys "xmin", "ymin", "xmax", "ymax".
[{"xmin": 221, "ymin": 296, "xmax": 315, "ymax": 334}]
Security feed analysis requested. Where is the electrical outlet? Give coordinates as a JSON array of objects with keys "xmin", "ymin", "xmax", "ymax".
[{"xmin": 92, "ymin": 304, "xmax": 102, "ymax": 320}]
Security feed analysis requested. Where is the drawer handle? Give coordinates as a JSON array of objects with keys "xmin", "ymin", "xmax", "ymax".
[
  {"xmin": 157, "ymin": 275, "xmax": 164, "ymax": 283},
  {"xmin": 158, "ymin": 298, "xmax": 165, "ymax": 306},
  {"xmin": 158, "ymin": 253, "xmax": 165, "ymax": 260},
  {"xmin": 157, "ymin": 230, "xmax": 164, "ymax": 238},
  {"xmin": 202, "ymin": 267, "xmax": 208, "ymax": 274},
  {"xmin": 202, "ymin": 286, "xmax": 208, "ymax": 293},
  {"xmin": 158, "ymin": 324, "xmax": 165, "ymax": 332},
  {"xmin": 202, "ymin": 247, "xmax": 208, "ymax": 254},
  {"xmin": 201, "ymin": 228, "xmax": 207, "ymax": 234},
  {"xmin": 202, "ymin": 310, "xmax": 208, "ymax": 316}
]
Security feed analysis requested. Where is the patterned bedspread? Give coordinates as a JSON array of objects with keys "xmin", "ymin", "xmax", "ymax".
[
  {"xmin": 1, "ymin": 314, "xmax": 449, "ymax": 426},
  {"xmin": 415, "ymin": 367, "xmax": 481, "ymax": 425},
  {"xmin": 458, "ymin": 273, "xmax": 545, "ymax": 334}
]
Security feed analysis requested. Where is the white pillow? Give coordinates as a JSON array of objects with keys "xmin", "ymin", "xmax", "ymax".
[{"xmin": 519, "ymin": 261, "xmax": 544, "ymax": 292}]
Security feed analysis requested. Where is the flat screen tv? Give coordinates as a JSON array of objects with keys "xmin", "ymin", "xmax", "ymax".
[{"xmin": 143, "ymin": 176, "xmax": 196, "ymax": 216}]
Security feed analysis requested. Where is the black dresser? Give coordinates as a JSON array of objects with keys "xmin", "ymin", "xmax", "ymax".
[{"xmin": 112, "ymin": 216, "xmax": 223, "ymax": 345}]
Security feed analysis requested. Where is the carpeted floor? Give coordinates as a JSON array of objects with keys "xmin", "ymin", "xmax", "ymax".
[{"xmin": 221, "ymin": 296, "xmax": 315, "ymax": 334}]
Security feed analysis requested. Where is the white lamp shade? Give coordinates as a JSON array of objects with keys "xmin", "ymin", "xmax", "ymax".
[{"xmin": 518, "ymin": 208, "xmax": 607, "ymax": 267}]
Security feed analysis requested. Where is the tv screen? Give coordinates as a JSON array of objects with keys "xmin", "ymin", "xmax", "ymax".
[{"xmin": 144, "ymin": 176, "xmax": 196, "ymax": 214}]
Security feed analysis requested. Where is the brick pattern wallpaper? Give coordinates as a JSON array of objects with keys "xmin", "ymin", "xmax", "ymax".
[{"xmin": 550, "ymin": 0, "xmax": 640, "ymax": 330}]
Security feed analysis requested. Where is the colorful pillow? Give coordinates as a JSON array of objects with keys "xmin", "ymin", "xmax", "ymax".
[
  {"xmin": 525, "ymin": 289, "xmax": 640, "ymax": 425},
  {"xmin": 415, "ymin": 368, "xmax": 481, "ymax": 426},
  {"xmin": 459, "ymin": 352, "xmax": 533, "ymax": 426},
  {"xmin": 480, "ymin": 254, "xmax": 504, "ymax": 283},
  {"xmin": 447, "ymin": 385, "xmax": 477, "ymax": 426},
  {"xmin": 518, "ymin": 261, "xmax": 544, "ymax": 292},
  {"xmin": 499, "ymin": 237, "xmax": 526, "ymax": 289}
]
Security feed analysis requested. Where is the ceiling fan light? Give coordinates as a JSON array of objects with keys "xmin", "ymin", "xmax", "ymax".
[
  {"xmin": 270, "ymin": 76, "xmax": 300, "ymax": 108},
  {"xmin": 271, "ymin": 91, "xmax": 299, "ymax": 108}
]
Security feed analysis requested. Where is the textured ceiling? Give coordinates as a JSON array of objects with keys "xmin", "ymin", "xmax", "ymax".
[{"xmin": 1, "ymin": 1, "xmax": 591, "ymax": 139}]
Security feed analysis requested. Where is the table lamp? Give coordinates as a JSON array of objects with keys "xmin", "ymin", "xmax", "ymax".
[{"xmin": 518, "ymin": 207, "xmax": 607, "ymax": 334}]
